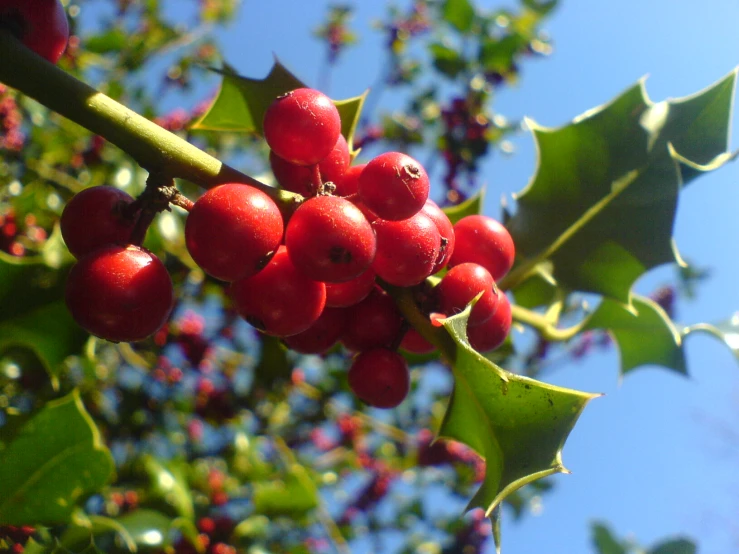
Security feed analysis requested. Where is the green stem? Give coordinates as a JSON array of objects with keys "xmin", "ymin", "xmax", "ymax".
[
  {"xmin": 0, "ymin": 30, "xmax": 299, "ymax": 211},
  {"xmin": 499, "ymin": 169, "xmax": 639, "ymax": 291},
  {"xmin": 510, "ymin": 304, "xmax": 585, "ymax": 342}
]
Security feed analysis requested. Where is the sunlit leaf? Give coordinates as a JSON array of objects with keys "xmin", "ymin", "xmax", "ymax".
[
  {"xmin": 584, "ymin": 295, "xmax": 686, "ymax": 376},
  {"xmin": 253, "ymin": 464, "xmax": 319, "ymax": 517},
  {"xmin": 506, "ymin": 71, "xmax": 736, "ymax": 302},
  {"xmin": 442, "ymin": 0, "xmax": 475, "ymax": 33},
  {"xmin": 0, "ymin": 391, "xmax": 114, "ymax": 525},
  {"xmin": 441, "ymin": 189, "xmax": 484, "ymax": 225},
  {"xmin": 142, "ymin": 456, "xmax": 194, "ymax": 520},
  {"xmin": 683, "ymin": 314, "xmax": 739, "ymax": 362}
]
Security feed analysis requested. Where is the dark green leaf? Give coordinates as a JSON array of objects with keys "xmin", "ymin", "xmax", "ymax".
[
  {"xmin": 649, "ymin": 538, "xmax": 696, "ymax": 554},
  {"xmin": 253, "ymin": 464, "xmax": 319, "ymax": 517},
  {"xmin": 438, "ymin": 309, "xmax": 597, "ymax": 516},
  {"xmin": 506, "ymin": 71, "xmax": 736, "ymax": 302},
  {"xmin": 510, "ymin": 265, "xmax": 557, "ymax": 309},
  {"xmin": 60, "ymin": 516, "xmax": 136, "ymax": 553},
  {"xmin": 584, "ymin": 295, "xmax": 686, "ymax": 376},
  {"xmin": 429, "ymin": 43, "xmax": 467, "ymax": 78},
  {"xmin": 591, "ymin": 522, "xmax": 628, "ymax": 554},
  {"xmin": 442, "ymin": 0, "xmax": 475, "ymax": 33},
  {"xmin": 522, "ymin": 0, "xmax": 558, "ymax": 15},
  {"xmin": 442, "ymin": 190, "xmax": 484, "ymax": 225},
  {"xmin": 479, "ymin": 35, "xmax": 525, "ymax": 74},
  {"xmin": 84, "ymin": 30, "xmax": 128, "ymax": 54},
  {"xmin": 0, "ymin": 391, "xmax": 114, "ymax": 525}
]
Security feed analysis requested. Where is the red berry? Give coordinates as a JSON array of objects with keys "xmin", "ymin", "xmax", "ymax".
[
  {"xmin": 229, "ymin": 247, "xmax": 326, "ymax": 337},
  {"xmin": 437, "ymin": 263, "xmax": 499, "ymax": 326},
  {"xmin": 467, "ymin": 290, "xmax": 512, "ymax": 352},
  {"xmin": 348, "ymin": 348, "xmax": 410, "ymax": 409},
  {"xmin": 400, "ymin": 328, "xmax": 435, "ymax": 355},
  {"xmin": 421, "ymin": 200, "xmax": 455, "ymax": 273},
  {"xmin": 60, "ymin": 186, "xmax": 136, "ymax": 258},
  {"xmin": 270, "ymin": 134, "xmax": 350, "ymax": 196},
  {"xmin": 0, "ymin": 0, "xmax": 69, "ymax": 63},
  {"xmin": 65, "ymin": 245, "xmax": 173, "ymax": 342},
  {"xmin": 372, "ymin": 212, "xmax": 441, "ymax": 287},
  {"xmin": 450, "ymin": 215, "xmax": 515, "ymax": 281},
  {"xmin": 342, "ymin": 288, "xmax": 403, "ymax": 351},
  {"xmin": 358, "ymin": 152, "xmax": 429, "ymax": 221},
  {"xmin": 284, "ymin": 307, "xmax": 347, "ymax": 354},
  {"xmin": 263, "ymin": 88, "xmax": 342, "ymax": 166},
  {"xmin": 325, "ymin": 268, "xmax": 376, "ymax": 308},
  {"xmin": 285, "ymin": 195, "xmax": 376, "ymax": 283},
  {"xmin": 185, "ymin": 184, "xmax": 283, "ymax": 282},
  {"xmin": 334, "ymin": 164, "xmax": 365, "ymax": 197}
]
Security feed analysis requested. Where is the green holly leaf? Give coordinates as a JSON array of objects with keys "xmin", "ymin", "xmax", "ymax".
[
  {"xmin": 0, "ymin": 251, "xmax": 87, "ymax": 379},
  {"xmin": 142, "ymin": 456, "xmax": 194, "ymax": 520},
  {"xmin": 430, "ymin": 42, "xmax": 467, "ymax": 78},
  {"xmin": 0, "ymin": 391, "xmax": 115, "ymax": 525},
  {"xmin": 115, "ymin": 510, "xmax": 173, "ymax": 548},
  {"xmin": 583, "ymin": 295, "xmax": 686, "ymax": 376},
  {"xmin": 683, "ymin": 315, "xmax": 739, "ymax": 362},
  {"xmin": 506, "ymin": 71, "xmax": 736, "ymax": 303},
  {"xmin": 191, "ymin": 61, "xmax": 368, "ymax": 152},
  {"xmin": 437, "ymin": 310, "xmax": 598, "ymax": 526}
]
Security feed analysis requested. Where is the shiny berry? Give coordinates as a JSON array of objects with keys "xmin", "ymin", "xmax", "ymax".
[
  {"xmin": 325, "ymin": 268, "xmax": 376, "ymax": 308},
  {"xmin": 65, "ymin": 245, "xmax": 173, "ymax": 342},
  {"xmin": 358, "ymin": 152, "xmax": 429, "ymax": 220},
  {"xmin": 421, "ymin": 200, "xmax": 455, "ymax": 273},
  {"xmin": 229, "ymin": 247, "xmax": 326, "ymax": 337},
  {"xmin": 450, "ymin": 215, "xmax": 515, "ymax": 281},
  {"xmin": 263, "ymin": 88, "xmax": 342, "ymax": 166},
  {"xmin": 348, "ymin": 348, "xmax": 410, "ymax": 409},
  {"xmin": 60, "ymin": 186, "xmax": 136, "ymax": 258},
  {"xmin": 285, "ymin": 195, "xmax": 376, "ymax": 283},
  {"xmin": 185, "ymin": 183, "xmax": 283, "ymax": 282},
  {"xmin": 467, "ymin": 290, "xmax": 512, "ymax": 352},
  {"xmin": 437, "ymin": 263, "xmax": 499, "ymax": 326},
  {"xmin": 270, "ymin": 134, "xmax": 350, "ymax": 196},
  {"xmin": 342, "ymin": 288, "xmax": 403, "ymax": 351},
  {"xmin": 0, "ymin": 0, "xmax": 69, "ymax": 63},
  {"xmin": 372, "ymin": 212, "xmax": 440, "ymax": 287}
]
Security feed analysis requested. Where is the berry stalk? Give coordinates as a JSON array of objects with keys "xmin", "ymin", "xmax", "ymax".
[{"xmin": 0, "ymin": 30, "xmax": 297, "ymax": 210}]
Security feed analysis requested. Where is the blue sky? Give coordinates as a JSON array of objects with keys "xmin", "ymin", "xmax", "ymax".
[{"xmin": 93, "ymin": 0, "xmax": 739, "ymax": 551}]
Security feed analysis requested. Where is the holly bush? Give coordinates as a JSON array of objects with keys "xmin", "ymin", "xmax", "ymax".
[{"xmin": 0, "ymin": 1, "xmax": 734, "ymax": 553}]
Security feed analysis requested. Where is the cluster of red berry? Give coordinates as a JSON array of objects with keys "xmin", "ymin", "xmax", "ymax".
[{"xmin": 183, "ymin": 87, "xmax": 514, "ymax": 409}]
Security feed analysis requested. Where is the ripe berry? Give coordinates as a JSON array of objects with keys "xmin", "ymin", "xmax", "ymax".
[
  {"xmin": 467, "ymin": 290, "xmax": 512, "ymax": 352},
  {"xmin": 325, "ymin": 268, "xmax": 376, "ymax": 308},
  {"xmin": 0, "ymin": 0, "xmax": 69, "ymax": 64},
  {"xmin": 358, "ymin": 152, "xmax": 429, "ymax": 220},
  {"xmin": 437, "ymin": 263, "xmax": 499, "ymax": 326},
  {"xmin": 60, "ymin": 186, "xmax": 136, "ymax": 258},
  {"xmin": 65, "ymin": 245, "xmax": 173, "ymax": 342},
  {"xmin": 285, "ymin": 195, "xmax": 376, "ymax": 283},
  {"xmin": 372, "ymin": 212, "xmax": 441, "ymax": 287},
  {"xmin": 450, "ymin": 215, "xmax": 515, "ymax": 281},
  {"xmin": 229, "ymin": 246, "xmax": 326, "ymax": 337},
  {"xmin": 348, "ymin": 348, "xmax": 410, "ymax": 409},
  {"xmin": 185, "ymin": 183, "xmax": 283, "ymax": 282},
  {"xmin": 334, "ymin": 163, "xmax": 365, "ymax": 197},
  {"xmin": 284, "ymin": 307, "xmax": 347, "ymax": 354},
  {"xmin": 263, "ymin": 88, "xmax": 342, "ymax": 166},
  {"xmin": 400, "ymin": 328, "xmax": 435, "ymax": 355},
  {"xmin": 421, "ymin": 200, "xmax": 455, "ymax": 273},
  {"xmin": 342, "ymin": 288, "xmax": 403, "ymax": 351},
  {"xmin": 270, "ymin": 134, "xmax": 350, "ymax": 196}
]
